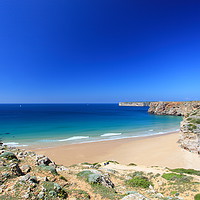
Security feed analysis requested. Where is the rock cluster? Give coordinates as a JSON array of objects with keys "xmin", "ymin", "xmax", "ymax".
[{"xmin": 0, "ymin": 145, "xmax": 68, "ymax": 199}]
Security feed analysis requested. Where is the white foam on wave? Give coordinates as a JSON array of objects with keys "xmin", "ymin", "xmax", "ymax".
[
  {"xmin": 101, "ymin": 133, "xmax": 122, "ymax": 137},
  {"xmin": 149, "ymin": 129, "xmax": 154, "ymax": 131},
  {"xmin": 58, "ymin": 136, "xmax": 89, "ymax": 142},
  {"xmin": 38, "ymin": 139, "xmax": 57, "ymax": 143},
  {"xmin": 3, "ymin": 142, "xmax": 28, "ymax": 147}
]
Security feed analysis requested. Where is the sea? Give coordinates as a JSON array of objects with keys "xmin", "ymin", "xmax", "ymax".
[{"xmin": 0, "ymin": 104, "xmax": 182, "ymax": 148}]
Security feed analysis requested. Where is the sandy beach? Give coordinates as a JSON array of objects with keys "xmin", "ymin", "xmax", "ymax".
[{"xmin": 33, "ymin": 132, "xmax": 200, "ymax": 170}]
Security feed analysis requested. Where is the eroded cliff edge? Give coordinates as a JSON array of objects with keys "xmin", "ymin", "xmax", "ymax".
[
  {"xmin": 148, "ymin": 101, "xmax": 200, "ymax": 116},
  {"xmin": 149, "ymin": 101, "xmax": 200, "ymax": 153},
  {"xmin": 179, "ymin": 109, "xmax": 200, "ymax": 153}
]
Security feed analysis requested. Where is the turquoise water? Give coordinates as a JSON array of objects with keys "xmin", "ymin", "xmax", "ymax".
[{"xmin": 0, "ymin": 104, "xmax": 182, "ymax": 148}]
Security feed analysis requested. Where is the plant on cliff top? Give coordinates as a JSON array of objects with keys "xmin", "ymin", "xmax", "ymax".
[
  {"xmin": 170, "ymin": 168, "xmax": 200, "ymax": 176},
  {"xmin": 91, "ymin": 184, "xmax": 123, "ymax": 200},
  {"xmin": 188, "ymin": 124, "xmax": 197, "ymax": 131},
  {"xmin": 162, "ymin": 173, "xmax": 192, "ymax": 183},
  {"xmin": 126, "ymin": 176, "xmax": 152, "ymax": 188},
  {"xmin": 194, "ymin": 194, "xmax": 200, "ymax": 200}
]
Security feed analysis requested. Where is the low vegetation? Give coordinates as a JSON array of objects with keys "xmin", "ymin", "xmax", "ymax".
[
  {"xmin": 195, "ymin": 194, "xmax": 200, "ymax": 200},
  {"xmin": 126, "ymin": 176, "xmax": 152, "ymax": 188},
  {"xmin": 162, "ymin": 173, "xmax": 192, "ymax": 183},
  {"xmin": 170, "ymin": 168, "xmax": 200, "ymax": 176}
]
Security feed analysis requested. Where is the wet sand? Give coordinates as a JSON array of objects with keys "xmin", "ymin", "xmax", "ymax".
[{"xmin": 32, "ymin": 132, "xmax": 200, "ymax": 170}]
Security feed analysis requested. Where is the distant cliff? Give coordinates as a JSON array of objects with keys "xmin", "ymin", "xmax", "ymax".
[
  {"xmin": 148, "ymin": 101, "xmax": 200, "ymax": 116},
  {"xmin": 119, "ymin": 102, "xmax": 151, "ymax": 106}
]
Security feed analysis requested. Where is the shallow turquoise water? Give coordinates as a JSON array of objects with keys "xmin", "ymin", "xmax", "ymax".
[{"xmin": 0, "ymin": 104, "xmax": 182, "ymax": 147}]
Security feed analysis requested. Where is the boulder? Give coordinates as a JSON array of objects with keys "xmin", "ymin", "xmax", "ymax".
[
  {"xmin": 21, "ymin": 165, "xmax": 31, "ymax": 174},
  {"xmin": 10, "ymin": 163, "xmax": 23, "ymax": 176},
  {"xmin": 122, "ymin": 192, "xmax": 149, "ymax": 200},
  {"xmin": 21, "ymin": 174, "xmax": 31, "ymax": 182},
  {"xmin": 29, "ymin": 176, "xmax": 38, "ymax": 183},
  {"xmin": 36, "ymin": 156, "xmax": 52, "ymax": 166},
  {"xmin": 88, "ymin": 173, "xmax": 114, "ymax": 188},
  {"xmin": 39, "ymin": 165, "xmax": 58, "ymax": 175}
]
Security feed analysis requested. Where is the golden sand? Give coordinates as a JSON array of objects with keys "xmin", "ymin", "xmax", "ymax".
[{"xmin": 33, "ymin": 132, "xmax": 200, "ymax": 170}]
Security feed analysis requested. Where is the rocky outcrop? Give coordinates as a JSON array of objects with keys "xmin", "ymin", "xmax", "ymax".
[
  {"xmin": 148, "ymin": 101, "xmax": 200, "ymax": 154},
  {"xmin": 119, "ymin": 102, "xmax": 151, "ymax": 106},
  {"xmin": 148, "ymin": 101, "xmax": 200, "ymax": 116},
  {"xmin": 179, "ymin": 109, "xmax": 200, "ymax": 153}
]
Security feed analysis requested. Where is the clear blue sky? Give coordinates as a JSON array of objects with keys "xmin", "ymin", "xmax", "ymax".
[{"xmin": 0, "ymin": 0, "xmax": 200, "ymax": 103}]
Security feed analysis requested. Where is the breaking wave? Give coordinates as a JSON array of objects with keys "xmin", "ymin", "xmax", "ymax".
[
  {"xmin": 58, "ymin": 136, "xmax": 89, "ymax": 142},
  {"xmin": 101, "ymin": 133, "xmax": 122, "ymax": 137}
]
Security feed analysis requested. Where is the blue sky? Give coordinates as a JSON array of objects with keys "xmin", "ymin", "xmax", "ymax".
[{"xmin": 0, "ymin": 0, "xmax": 200, "ymax": 103}]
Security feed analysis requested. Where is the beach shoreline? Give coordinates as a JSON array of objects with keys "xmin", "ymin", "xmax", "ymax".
[{"xmin": 30, "ymin": 131, "xmax": 200, "ymax": 170}]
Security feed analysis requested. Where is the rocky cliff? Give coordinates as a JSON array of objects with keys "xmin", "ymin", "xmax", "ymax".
[
  {"xmin": 179, "ymin": 109, "xmax": 200, "ymax": 154},
  {"xmin": 148, "ymin": 101, "xmax": 200, "ymax": 116},
  {"xmin": 120, "ymin": 101, "xmax": 200, "ymax": 154}
]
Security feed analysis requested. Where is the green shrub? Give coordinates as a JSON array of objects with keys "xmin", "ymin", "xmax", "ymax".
[
  {"xmin": 81, "ymin": 162, "xmax": 93, "ymax": 165},
  {"xmin": 39, "ymin": 165, "xmax": 58, "ymax": 175},
  {"xmin": 42, "ymin": 181, "xmax": 67, "ymax": 198},
  {"xmin": 195, "ymin": 194, "xmax": 200, "ymax": 200},
  {"xmin": 67, "ymin": 189, "xmax": 90, "ymax": 200},
  {"xmin": 88, "ymin": 174, "xmax": 101, "ymax": 184},
  {"xmin": 107, "ymin": 160, "xmax": 119, "ymax": 164},
  {"xmin": 188, "ymin": 118, "xmax": 200, "ymax": 124},
  {"xmin": 162, "ymin": 173, "xmax": 192, "ymax": 182},
  {"xmin": 131, "ymin": 171, "xmax": 144, "ymax": 177},
  {"xmin": 91, "ymin": 184, "xmax": 123, "ymax": 199},
  {"xmin": 59, "ymin": 175, "xmax": 67, "ymax": 181},
  {"xmin": 171, "ymin": 191, "xmax": 178, "ymax": 195},
  {"xmin": 128, "ymin": 163, "xmax": 137, "ymax": 166},
  {"xmin": 0, "ymin": 152, "xmax": 17, "ymax": 160},
  {"xmin": 126, "ymin": 176, "xmax": 152, "ymax": 188},
  {"xmin": 42, "ymin": 181, "xmax": 55, "ymax": 191},
  {"xmin": 188, "ymin": 124, "xmax": 197, "ymax": 131},
  {"xmin": 77, "ymin": 170, "xmax": 93, "ymax": 179},
  {"xmin": 170, "ymin": 168, "xmax": 200, "ymax": 176}
]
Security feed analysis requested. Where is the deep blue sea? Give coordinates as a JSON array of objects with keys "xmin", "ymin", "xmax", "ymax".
[{"xmin": 0, "ymin": 104, "xmax": 182, "ymax": 148}]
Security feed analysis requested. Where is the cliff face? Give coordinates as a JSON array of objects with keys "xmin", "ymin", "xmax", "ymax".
[
  {"xmin": 179, "ymin": 109, "xmax": 200, "ymax": 153},
  {"xmin": 148, "ymin": 101, "xmax": 200, "ymax": 116},
  {"xmin": 119, "ymin": 102, "xmax": 151, "ymax": 106},
  {"xmin": 148, "ymin": 101, "xmax": 200, "ymax": 154}
]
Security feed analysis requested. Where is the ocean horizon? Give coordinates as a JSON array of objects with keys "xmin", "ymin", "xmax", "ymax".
[{"xmin": 0, "ymin": 103, "xmax": 182, "ymax": 148}]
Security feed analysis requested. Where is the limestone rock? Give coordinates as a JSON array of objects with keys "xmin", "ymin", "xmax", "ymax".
[
  {"xmin": 21, "ymin": 165, "xmax": 31, "ymax": 173},
  {"xmin": 36, "ymin": 156, "xmax": 53, "ymax": 166},
  {"xmin": 21, "ymin": 174, "xmax": 31, "ymax": 182},
  {"xmin": 122, "ymin": 191, "xmax": 149, "ymax": 200},
  {"xmin": 148, "ymin": 101, "xmax": 200, "ymax": 116},
  {"xmin": 10, "ymin": 163, "xmax": 23, "ymax": 176},
  {"xmin": 88, "ymin": 173, "xmax": 114, "ymax": 188},
  {"xmin": 179, "ymin": 109, "xmax": 200, "ymax": 153}
]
